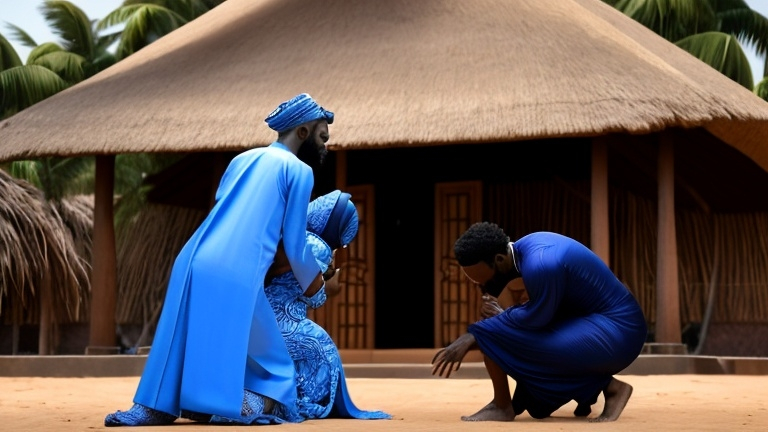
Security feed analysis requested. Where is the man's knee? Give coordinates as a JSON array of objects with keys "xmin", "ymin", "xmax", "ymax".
[{"xmin": 527, "ymin": 406, "xmax": 555, "ymax": 419}]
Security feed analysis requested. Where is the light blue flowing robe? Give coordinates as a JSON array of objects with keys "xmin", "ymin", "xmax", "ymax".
[{"xmin": 133, "ymin": 142, "xmax": 321, "ymax": 419}]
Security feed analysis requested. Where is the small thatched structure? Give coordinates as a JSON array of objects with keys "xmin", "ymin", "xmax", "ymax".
[{"xmin": 0, "ymin": 170, "xmax": 92, "ymax": 353}]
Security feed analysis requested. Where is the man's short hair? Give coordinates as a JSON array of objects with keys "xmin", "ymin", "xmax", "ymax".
[{"xmin": 453, "ymin": 222, "xmax": 510, "ymax": 266}]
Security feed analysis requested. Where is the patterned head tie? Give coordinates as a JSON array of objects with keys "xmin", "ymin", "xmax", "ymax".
[
  {"xmin": 265, "ymin": 93, "xmax": 334, "ymax": 133},
  {"xmin": 307, "ymin": 190, "xmax": 358, "ymax": 250}
]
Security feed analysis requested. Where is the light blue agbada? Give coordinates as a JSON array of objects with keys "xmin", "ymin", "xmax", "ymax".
[{"xmin": 133, "ymin": 142, "xmax": 322, "ymax": 419}]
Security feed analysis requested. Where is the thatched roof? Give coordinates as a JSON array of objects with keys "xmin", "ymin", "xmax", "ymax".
[
  {"xmin": 0, "ymin": 0, "xmax": 767, "ymax": 169},
  {"xmin": 0, "ymin": 170, "xmax": 92, "ymax": 325}
]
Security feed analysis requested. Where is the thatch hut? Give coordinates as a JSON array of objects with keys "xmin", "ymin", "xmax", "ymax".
[
  {"xmin": 1, "ymin": 0, "xmax": 768, "ymax": 354},
  {"xmin": 0, "ymin": 170, "xmax": 92, "ymax": 354}
]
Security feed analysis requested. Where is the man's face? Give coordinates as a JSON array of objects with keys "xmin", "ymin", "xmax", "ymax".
[
  {"xmin": 296, "ymin": 122, "xmax": 330, "ymax": 171},
  {"xmin": 461, "ymin": 261, "xmax": 513, "ymax": 298}
]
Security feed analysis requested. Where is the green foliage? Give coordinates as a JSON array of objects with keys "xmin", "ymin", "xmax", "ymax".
[
  {"xmin": 0, "ymin": 64, "xmax": 69, "ymax": 119},
  {"xmin": 113, "ymin": 153, "xmax": 184, "ymax": 228},
  {"xmin": 604, "ymin": 0, "xmax": 768, "ymax": 85},
  {"xmin": 121, "ymin": 0, "xmax": 211, "ymax": 21},
  {"xmin": 754, "ymin": 75, "xmax": 768, "ymax": 100},
  {"xmin": 676, "ymin": 31, "xmax": 754, "ymax": 88},
  {"xmin": 2, "ymin": 23, "xmax": 39, "ymax": 52},
  {"xmin": 98, "ymin": 0, "xmax": 227, "ymax": 60},
  {"xmin": 0, "ymin": 34, "xmax": 23, "ymax": 70},
  {"xmin": 29, "ymin": 47, "xmax": 87, "ymax": 84},
  {"xmin": 714, "ymin": 0, "xmax": 768, "ymax": 59},
  {"xmin": 9, "ymin": 157, "xmax": 95, "ymax": 202},
  {"xmin": 607, "ymin": 0, "xmax": 717, "ymax": 42},
  {"xmin": 99, "ymin": 4, "xmax": 188, "ymax": 59},
  {"xmin": 41, "ymin": 0, "xmax": 96, "ymax": 58},
  {"xmin": 0, "ymin": 0, "xmax": 224, "ymax": 211}
]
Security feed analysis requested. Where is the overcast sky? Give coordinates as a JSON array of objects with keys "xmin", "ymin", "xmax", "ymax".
[{"xmin": 2, "ymin": 0, "xmax": 768, "ymax": 84}]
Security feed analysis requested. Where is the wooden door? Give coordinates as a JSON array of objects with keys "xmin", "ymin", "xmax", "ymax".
[
  {"xmin": 309, "ymin": 184, "xmax": 376, "ymax": 348},
  {"xmin": 433, "ymin": 181, "xmax": 483, "ymax": 347}
]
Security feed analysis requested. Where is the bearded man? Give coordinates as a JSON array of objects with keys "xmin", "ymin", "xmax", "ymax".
[
  {"xmin": 432, "ymin": 222, "xmax": 647, "ymax": 423},
  {"xmin": 106, "ymin": 93, "xmax": 335, "ymax": 426}
]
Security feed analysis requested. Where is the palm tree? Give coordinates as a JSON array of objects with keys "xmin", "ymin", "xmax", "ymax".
[
  {"xmin": 1, "ymin": 0, "xmax": 225, "ymax": 354},
  {"xmin": 1, "ymin": 1, "xmax": 120, "ymax": 119},
  {"xmin": 0, "ymin": 34, "xmax": 69, "ymax": 120},
  {"xmin": 603, "ymin": 0, "xmax": 768, "ymax": 90},
  {"xmin": 0, "ymin": 1, "xmax": 120, "ymax": 354},
  {"xmin": 99, "ymin": 0, "xmax": 226, "ymax": 59}
]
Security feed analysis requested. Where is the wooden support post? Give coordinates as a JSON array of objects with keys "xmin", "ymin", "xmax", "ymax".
[
  {"xmin": 88, "ymin": 155, "xmax": 118, "ymax": 353},
  {"xmin": 655, "ymin": 134, "xmax": 681, "ymax": 343},
  {"xmin": 591, "ymin": 137, "xmax": 610, "ymax": 266}
]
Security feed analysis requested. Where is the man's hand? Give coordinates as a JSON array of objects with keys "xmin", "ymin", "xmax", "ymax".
[
  {"xmin": 480, "ymin": 295, "xmax": 504, "ymax": 319},
  {"xmin": 431, "ymin": 333, "xmax": 477, "ymax": 378}
]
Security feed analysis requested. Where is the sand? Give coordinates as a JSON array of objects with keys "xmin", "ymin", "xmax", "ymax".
[{"xmin": 2, "ymin": 374, "xmax": 766, "ymax": 431}]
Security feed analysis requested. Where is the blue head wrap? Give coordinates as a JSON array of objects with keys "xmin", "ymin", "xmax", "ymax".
[
  {"xmin": 265, "ymin": 93, "xmax": 334, "ymax": 133},
  {"xmin": 307, "ymin": 190, "xmax": 358, "ymax": 250}
]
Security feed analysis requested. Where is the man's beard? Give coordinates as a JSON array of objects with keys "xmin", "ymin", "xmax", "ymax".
[
  {"xmin": 296, "ymin": 134, "xmax": 328, "ymax": 172},
  {"xmin": 483, "ymin": 271, "xmax": 513, "ymax": 297}
]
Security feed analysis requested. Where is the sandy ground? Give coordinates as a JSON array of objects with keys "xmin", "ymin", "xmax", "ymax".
[{"xmin": 2, "ymin": 375, "xmax": 767, "ymax": 431}]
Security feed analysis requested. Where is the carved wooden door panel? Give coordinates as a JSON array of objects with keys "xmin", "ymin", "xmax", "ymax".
[{"xmin": 433, "ymin": 181, "xmax": 483, "ymax": 347}]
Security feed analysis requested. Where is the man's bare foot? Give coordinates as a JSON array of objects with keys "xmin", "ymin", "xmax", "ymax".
[
  {"xmin": 461, "ymin": 401, "xmax": 516, "ymax": 422},
  {"xmin": 590, "ymin": 377, "xmax": 633, "ymax": 422}
]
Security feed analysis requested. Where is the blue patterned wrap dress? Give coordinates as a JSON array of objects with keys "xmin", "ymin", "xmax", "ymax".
[
  {"xmin": 255, "ymin": 232, "xmax": 392, "ymax": 422},
  {"xmin": 467, "ymin": 231, "xmax": 647, "ymax": 418}
]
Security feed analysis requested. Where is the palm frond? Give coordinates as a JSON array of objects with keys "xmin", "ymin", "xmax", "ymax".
[
  {"xmin": 0, "ymin": 64, "xmax": 70, "ymax": 119},
  {"xmin": 99, "ymin": 4, "xmax": 188, "ymax": 59},
  {"xmin": 714, "ymin": 0, "xmax": 768, "ymax": 60},
  {"xmin": 30, "ymin": 50, "xmax": 87, "ymax": 84},
  {"xmin": 38, "ymin": 157, "xmax": 96, "ymax": 201},
  {"xmin": 41, "ymin": 0, "xmax": 96, "ymax": 59},
  {"xmin": 0, "ymin": 33, "xmax": 23, "ymax": 71},
  {"xmin": 122, "ymin": 0, "xmax": 211, "ymax": 21},
  {"xmin": 675, "ymin": 31, "xmax": 754, "ymax": 89},
  {"xmin": 27, "ymin": 41, "xmax": 65, "ymax": 63},
  {"xmin": 2, "ymin": 23, "xmax": 38, "ymax": 50},
  {"xmin": 112, "ymin": 153, "xmax": 183, "ymax": 229},
  {"xmin": 9, "ymin": 157, "xmax": 95, "ymax": 202},
  {"xmin": 87, "ymin": 50, "xmax": 118, "ymax": 77},
  {"xmin": 754, "ymin": 76, "xmax": 768, "ymax": 101},
  {"xmin": 95, "ymin": 30, "xmax": 122, "ymax": 52},
  {"xmin": 8, "ymin": 161, "xmax": 42, "ymax": 188},
  {"xmin": 608, "ymin": 0, "xmax": 718, "ymax": 42},
  {"xmin": 202, "ymin": 0, "xmax": 227, "ymax": 10}
]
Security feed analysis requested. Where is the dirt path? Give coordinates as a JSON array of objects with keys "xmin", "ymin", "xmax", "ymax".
[{"xmin": 2, "ymin": 375, "xmax": 766, "ymax": 431}]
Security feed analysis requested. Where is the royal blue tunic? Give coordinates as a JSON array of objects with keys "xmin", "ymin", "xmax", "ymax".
[
  {"xmin": 467, "ymin": 231, "xmax": 647, "ymax": 416},
  {"xmin": 133, "ymin": 143, "xmax": 322, "ymax": 419}
]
